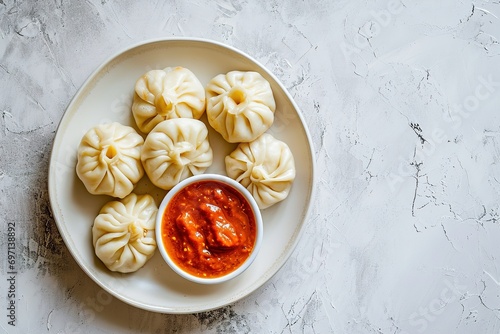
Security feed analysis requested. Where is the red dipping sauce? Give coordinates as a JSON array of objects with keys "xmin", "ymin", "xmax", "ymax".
[{"xmin": 161, "ymin": 180, "xmax": 257, "ymax": 278}]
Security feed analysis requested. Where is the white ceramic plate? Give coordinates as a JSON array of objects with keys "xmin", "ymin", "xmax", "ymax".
[{"xmin": 48, "ymin": 38, "xmax": 315, "ymax": 314}]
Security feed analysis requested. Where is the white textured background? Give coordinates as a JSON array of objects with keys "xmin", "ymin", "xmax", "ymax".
[{"xmin": 1, "ymin": 0, "xmax": 500, "ymax": 333}]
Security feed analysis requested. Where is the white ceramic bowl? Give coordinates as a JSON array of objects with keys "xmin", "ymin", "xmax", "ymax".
[{"xmin": 155, "ymin": 174, "xmax": 263, "ymax": 284}]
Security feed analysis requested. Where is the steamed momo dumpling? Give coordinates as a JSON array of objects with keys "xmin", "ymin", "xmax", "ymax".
[
  {"xmin": 206, "ymin": 71, "xmax": 276, "ymax": 143},
  {"xmin": 92, "ymin": 193, "xmax": 157, "ymax": 273},
  {"xmin": 225, "ymin": 133, "xmax": 295, "ymax": 209},
  {"xmin": 76, "ymin": 122, "xmax": 144, "ymax": 198},
  {"xmin": 141, "ymin": 118, "xmax": 213, "ymax": 190},
  {"xmin": 132, "ymin": 66, "xmax": 205, "ymax": 133}
]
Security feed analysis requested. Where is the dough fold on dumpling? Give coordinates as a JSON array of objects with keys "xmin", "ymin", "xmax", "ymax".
[
  {"xmin": 76, "ymin": 122, "xmax": 144, "ymax": 198},
  {"xmin": 141, "ymin": 118, "xmax": 213, "ymax": 190},
  {"xmin": 225, "ymin": 133, "xmax": 295, "ymax": 209},
  {"xmin": 132, "ymin": 66, "xmax": 206, "ymax": 133},
  {"xmin": 206, "ymin": 71, "xmax": 275, "ymax": 143},
  {"xmin": 92, "ymin": 193, "xmax": 158, "ymax": 273}
]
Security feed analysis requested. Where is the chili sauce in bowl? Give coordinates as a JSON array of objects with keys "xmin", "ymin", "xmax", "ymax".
[{"xmin": 156, "ymin": 174, "xmax": 263, "ymax": 284}]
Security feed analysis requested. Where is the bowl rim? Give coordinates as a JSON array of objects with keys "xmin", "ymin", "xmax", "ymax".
[{"xmin": 155, "ymin": 173, "xmax": 264, "ymax": 285}]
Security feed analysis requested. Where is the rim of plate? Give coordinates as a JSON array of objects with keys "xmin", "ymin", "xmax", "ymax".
[{"xmin": 48, "ymin": 37, "xmax": 317, "ymax": 313}]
